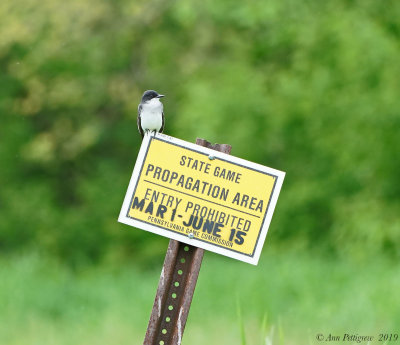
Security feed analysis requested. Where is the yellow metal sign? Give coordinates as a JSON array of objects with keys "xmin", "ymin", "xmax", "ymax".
[{"xmin": 119, "ymin": 133, "xmax": 285, "ymax": 265}]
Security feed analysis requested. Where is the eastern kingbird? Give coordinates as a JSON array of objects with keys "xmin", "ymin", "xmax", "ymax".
[{"xmin": 137, "ymin": 90, "xmax": 165, "ymax": 138}]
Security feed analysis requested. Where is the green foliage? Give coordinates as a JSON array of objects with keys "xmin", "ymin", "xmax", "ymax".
[
  {"xmin": 1, "ymin": 251, "xmax": 399, "ymax": 344},
  {"xmin": 1, "ymin": 0, "xmax": 399, "ymax": 264}
]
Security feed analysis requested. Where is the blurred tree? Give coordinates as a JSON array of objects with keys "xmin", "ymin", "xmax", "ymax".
[{"xmin": 0, "ymin": 0, "xmax": 399, "ymax": 265}]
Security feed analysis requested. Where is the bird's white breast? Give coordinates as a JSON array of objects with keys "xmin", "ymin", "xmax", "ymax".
[{"xmin": 141, "ymin": 98, "xmax": 163, "ymax": 131}]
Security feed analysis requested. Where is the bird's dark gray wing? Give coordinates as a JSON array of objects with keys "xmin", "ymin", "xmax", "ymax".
[
  {"xmin": 137, "ymin": 104, "xmax": 144, "ymax": 138},
  {"xmin": 160, "ymin": 111, "xmax": 165, "ymax": 133}
]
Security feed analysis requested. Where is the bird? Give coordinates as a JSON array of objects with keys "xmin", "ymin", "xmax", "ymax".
[{"xmin": 137, "ymin": 90, "xmax": 165, "ymax": 138}]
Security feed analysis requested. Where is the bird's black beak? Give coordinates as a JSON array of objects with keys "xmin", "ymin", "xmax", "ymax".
[{"xmin": 157, "ymin": 94, "xmax": 165, "ymax": 98}]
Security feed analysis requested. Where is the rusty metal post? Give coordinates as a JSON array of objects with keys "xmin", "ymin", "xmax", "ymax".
[{"xmin": 143, "ymin": 139, "xmax": 232, "ymax": 345}]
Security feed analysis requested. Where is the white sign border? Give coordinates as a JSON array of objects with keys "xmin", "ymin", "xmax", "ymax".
[{"xmin": 118, "ymin": 132, "xmax": 285, "ymax": 265}]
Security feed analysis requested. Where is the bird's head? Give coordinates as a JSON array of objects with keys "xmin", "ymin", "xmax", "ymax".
[{"xmin": 141, "ymin": 90, "xmax": 165, "ymax": 103}]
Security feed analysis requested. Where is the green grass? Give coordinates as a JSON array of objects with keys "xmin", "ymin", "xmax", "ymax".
[{"xmin": 0, "ymin": 249, "xmax": 399, "ymax": 345}]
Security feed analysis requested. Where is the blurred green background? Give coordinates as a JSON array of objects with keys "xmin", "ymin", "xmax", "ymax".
[{"xmin": 1, "ymin": 0, "xmax": 399, "ymax": 344}]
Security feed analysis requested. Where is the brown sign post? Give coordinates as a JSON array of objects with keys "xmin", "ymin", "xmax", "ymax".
[
  {"xmin": 118, "ymin": 132, "xmax": 285, "ymax": 342},
  {"xmin": 143, "ymin": 139, "xmax": 232, "ymax": 345}
]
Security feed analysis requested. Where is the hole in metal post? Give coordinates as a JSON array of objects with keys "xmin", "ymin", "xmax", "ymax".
[
  {"xmin": 178, "ymin": 270, "xmax": 183, "ymax": 275},
  {"xmin": 184, "ymin": 246, "xmax": 189, "ymax": 252},
  {"xmin": 180, "ymin": 258, "xmax": 186, "ymax": 263}
]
